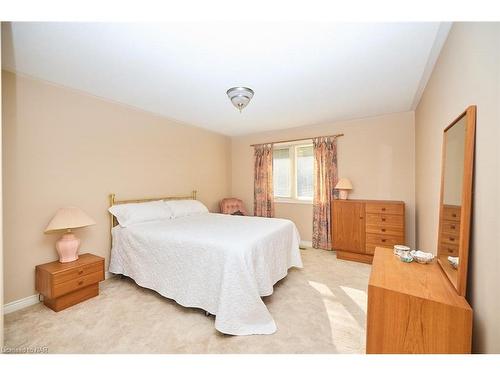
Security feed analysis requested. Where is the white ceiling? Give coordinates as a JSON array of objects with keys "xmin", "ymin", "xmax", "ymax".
[{"xmin": 2, "ymin": 22, "xmax": 450, "ymax": 136}]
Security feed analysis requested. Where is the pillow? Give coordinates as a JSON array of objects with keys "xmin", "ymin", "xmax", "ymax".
[
  {"xmin": 108, "ymin": 200, "xmax": 172, "ymax": 227},
  {"xmin": 164, "ymin": 200, "xmax": 209, "ymax": 218}
]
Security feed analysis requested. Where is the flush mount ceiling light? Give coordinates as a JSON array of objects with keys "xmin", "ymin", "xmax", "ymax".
[{"xmin": 226, "ymin": 87, "xmax": 254, "ymax": 113}]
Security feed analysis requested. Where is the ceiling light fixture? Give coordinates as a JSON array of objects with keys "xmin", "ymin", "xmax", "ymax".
[{"xmin": 226, "ymin": 87, "xmax": 254, "ymax": 113}]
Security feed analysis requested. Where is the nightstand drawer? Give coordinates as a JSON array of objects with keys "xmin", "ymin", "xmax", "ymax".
[
  {"xmin": 53, "ymin": 261, "xmax": 103, "ymax": 284},
  {"xmin": 53, "ymin": 270, "xmax": 104, "ymax": 298}
]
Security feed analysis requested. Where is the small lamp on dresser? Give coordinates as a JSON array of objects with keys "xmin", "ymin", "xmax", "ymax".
[
  {"xmin": 335, "ymin": 178, "xmax": 353, "ymax": 199},
  {"xmin": 45, "ymin": 207, "xmax": 96, "ymax": 263}
]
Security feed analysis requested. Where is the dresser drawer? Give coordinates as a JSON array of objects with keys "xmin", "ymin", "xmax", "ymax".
[
  {"xmin": 366, "ymin": 234, "xmax": 404, "ymax": 254},
  {"xmin": 366, "ymin": 225, "xmax": 404, "ymax": 237},
  {"xmin": 52, "ymin": 270, "xmax": 104, "ymax": 298},
  {"xmin": 442, "ymin": 206, "xmax": 461, "ymax": 222},
  {"xmin": 441, "ymin": 233, "xmax": 459, "ymax": 246},
  {"xmin": 440, "ymin": 242, "xmax": 459, "ymax": 256},
  {"xmin": 365, "ymin": 203, "xmax": 404, "ymax": 216},
  {"xmin": 366, "ymin": 213, "xmax": 403, "ymax": 228},
  {"xmin": 53, "ymin": 260, "xmax": 104, "ymax": 284},
  {"xmin": 441, "ymin": 220, "xmax": 461, "ymax": 235}
]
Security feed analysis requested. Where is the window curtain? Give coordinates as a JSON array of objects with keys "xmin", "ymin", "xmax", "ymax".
[
  {"xmin": 253, "ymin": 143, "xmax": 274, "ymax": 217},
  {"xmin": 312, "ymin": 136, "xmax": 339, "ymax": 250}
]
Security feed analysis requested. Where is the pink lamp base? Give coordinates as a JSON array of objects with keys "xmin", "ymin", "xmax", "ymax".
[
  {"xmin": 338, "ymin": 190, "xmax": 350, "ymax": 200},
  {"xmin": 56, "ymin": 232, "xmax": 81, "ymax": 263}
]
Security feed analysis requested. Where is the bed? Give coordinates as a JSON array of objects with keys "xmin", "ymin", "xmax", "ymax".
[{"xmin": 108, "ymin": 191, "xmax": 303, "ymax": 335}]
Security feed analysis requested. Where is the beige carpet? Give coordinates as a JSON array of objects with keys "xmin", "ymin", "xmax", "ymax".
[{"xmin": 4, "ymin": 248, "xmax": 371, "ymax": 354}]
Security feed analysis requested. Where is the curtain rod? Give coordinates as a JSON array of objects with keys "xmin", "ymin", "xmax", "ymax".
[{"xmin": 250, "ymin": 133, "xmax": 344, "ymax": 147}]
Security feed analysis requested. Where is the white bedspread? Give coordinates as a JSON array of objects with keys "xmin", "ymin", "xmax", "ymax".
[{"xmin": 109, "ymin": 213, "xmax": 303, "ymax": 335}]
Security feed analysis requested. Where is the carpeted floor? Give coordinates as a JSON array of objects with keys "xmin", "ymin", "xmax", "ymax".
[{"xmin": 4, "ymin": 248, "xmax": 371, "ymax": 354}]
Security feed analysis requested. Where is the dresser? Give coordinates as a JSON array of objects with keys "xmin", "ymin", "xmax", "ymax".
[
  {"xmin": 332, "ymin": 199, "xmax": 405, "ymax": 264},
  {"xmin": 36, "ymin": 253, "xmax": 105, "ymax": 312},
  {"xmin": 366, "ymin": 247, "xmax": 472, "ymax": 353},
  {"xmin": 438, "ymin": 204, "xmax": 461, "ymax": 256}
]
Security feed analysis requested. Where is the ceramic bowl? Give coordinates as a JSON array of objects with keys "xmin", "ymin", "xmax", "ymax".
[
  {"xmin": 448, "ymin": 256, "xmax": 459, "ymax": 269},
  {"xmin": 399, "ymin": 252, "xmax": 413, "ymax": 263},
  {"xmin": 394, "ymin": 244, "xmax": 411, "ymax": 256},
  {"xmin": 410, "ymin": 250, "xmax": 434, "ymax": 264}
]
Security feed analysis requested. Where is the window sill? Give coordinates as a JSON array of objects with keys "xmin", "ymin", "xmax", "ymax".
[{"xmin": 274, "ymin": 198, "xmax": 313, "ymax": 205}]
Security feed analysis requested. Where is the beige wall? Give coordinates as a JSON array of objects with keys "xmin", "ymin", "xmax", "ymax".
[
  {"xmin": 415, "ymin": 23, "xmax": 500, "ymax": 353},
  {"xmin": 231, "ymin": 112, "xmax": 416, "ymax": 246},
  {"xmin": 2, "ymin": 70, "xmax": 231, "ymax": 304}
]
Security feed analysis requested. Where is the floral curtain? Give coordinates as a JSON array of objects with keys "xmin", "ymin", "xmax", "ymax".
[
  {"xmin": 253, "ymin": 143, "xmax": 274, "ymax": 217},
  {"xmin": 312, "ymin": 136, "xmax": 339, "ymax": 250}
]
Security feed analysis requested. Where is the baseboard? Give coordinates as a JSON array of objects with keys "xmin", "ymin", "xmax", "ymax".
[
  {"xmin": 3, "ymin": 271, "xmax": 116, "ymax": 315},
  {"xmin": 300, "ymin": 240, "xmax": 313, "ymax": 248},
  {"xmin": 3, "ymin": 294, "xmax": 39, "ymax": 315}
]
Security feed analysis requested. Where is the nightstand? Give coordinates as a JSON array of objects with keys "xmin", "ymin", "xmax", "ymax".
[{"xmin": 35, "ymin": 253, "xmax": 105, "ymax": 312}]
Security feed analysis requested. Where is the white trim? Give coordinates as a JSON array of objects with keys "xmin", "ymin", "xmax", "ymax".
[
  {"xmin": 3, "ymin": 294, "xmax": 39, "ymax": 315},
  {"xmin": 3, "ymin": 270, "xmax": 116, "ymax": 315},
  {"xmin": 275, "ymin": 198, "xmax": 312, "ymax": 205},
  {"xmin": 300, "ymin": 241, "xmax": 313, "ymax": 248}
]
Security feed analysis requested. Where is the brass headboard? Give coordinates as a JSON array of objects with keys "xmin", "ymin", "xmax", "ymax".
[{"xmin": 108, "ymin": 190, "xmax": 197, "ymax": 247}]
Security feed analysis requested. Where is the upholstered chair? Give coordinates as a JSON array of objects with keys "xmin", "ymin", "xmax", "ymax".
[{"xmin": 219, "ymin": 198, "xmax": 248, "ymax": 216}]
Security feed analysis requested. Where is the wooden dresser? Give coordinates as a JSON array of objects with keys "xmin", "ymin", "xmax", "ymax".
[
  {"xmin": 438, "ymin": 204, "xmax": 461, "ymax": 257},
  {"xmin": 332, "ymin": 199, "xmax": 405, "ymax": 263},
  {"xmin": 366, "ymin": 247, "xmax": 472, "ymax": 353},
  {"xmin": 36, "ymin": 253, "xmax": 105, "ymax": 312}
]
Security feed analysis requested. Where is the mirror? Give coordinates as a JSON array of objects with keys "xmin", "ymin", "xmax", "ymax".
[{"xmin": 437, "ymin": 106, "xmax": 476, "ymax": 296}]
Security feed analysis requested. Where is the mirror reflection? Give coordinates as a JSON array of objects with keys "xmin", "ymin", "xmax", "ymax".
[{"xmin": 438, "ymin": 116, "xmax": 466, "ymax": 282}]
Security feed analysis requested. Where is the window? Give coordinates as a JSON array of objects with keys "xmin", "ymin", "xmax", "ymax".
[
  {"xmin": 273, "ymin": 148, "xmax": 291, "ymax": 197},
  {"xmin": 273, "ymin": 143, "xmax": 314, "ymax": 202}
]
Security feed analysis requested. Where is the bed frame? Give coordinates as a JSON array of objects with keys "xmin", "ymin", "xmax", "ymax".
[{"xmin": 108, "ymin": 190, "xmax": 197, "ymax": 246}]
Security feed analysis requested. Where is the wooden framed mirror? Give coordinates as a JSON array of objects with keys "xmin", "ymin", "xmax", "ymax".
[{"xmin": 437, "ymin": 105, "xmax": 476, "ymax": 296}]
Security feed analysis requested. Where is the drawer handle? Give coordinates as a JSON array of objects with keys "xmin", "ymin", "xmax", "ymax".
[
  {"xmin": 452, "ymin": 213, "xmax": 457, "ymax": 217},
  {"xmin": 449, "ymin": 237, "xmax": 455, "ymax": 242},
  {"xmin": 78, "ymin": 280, "xmax": 84, "ymax": 286},
  {"xmin": 381, "ymin": 239, "xmax": 386, "ymax": 242},
  {"xmin": 381, "ymin": 229, "xmax": 386, "ymax": 232},
  {"xmin": 450, "ymin": 225, "xmax": 455, "ymax": 230},
  {"xmin": 381, "ymin": 208, "xmax": 386, "ymax": 211},
  {"xmin": 381, "ymin": 218, "xmax": 386, "ymax": 222}
]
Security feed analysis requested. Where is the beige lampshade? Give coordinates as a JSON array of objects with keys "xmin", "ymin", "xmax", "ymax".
[
  {"xmin": 335, "ymin": 178, "xmax": 353, "ymax": 190},
  {"xmin": 45, "ymin": 207, "xmax": 96, "ymax": 233}
]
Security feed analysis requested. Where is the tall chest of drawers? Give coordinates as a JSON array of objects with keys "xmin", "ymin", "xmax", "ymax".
[
  {"xmin": 438, "ymin": 205, "xmax": 461, "ymax": 257},
  {"xmin": 332, "ymin": 199, "xmax": 406, "ymax": 264}
]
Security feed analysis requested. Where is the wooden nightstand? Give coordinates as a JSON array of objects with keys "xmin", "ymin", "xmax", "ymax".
[{"xmin": 36, "ymin": 253, "xmax": 105, "ymax": 312}]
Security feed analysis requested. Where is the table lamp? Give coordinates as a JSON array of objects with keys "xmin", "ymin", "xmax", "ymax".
[
  {"xmin": 335, "ymin": 178, "xmax": 353, "ymax": 200},
  {"xmin": 45, "ymin": 207, "xmax": 96, "ymax": 263}
]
